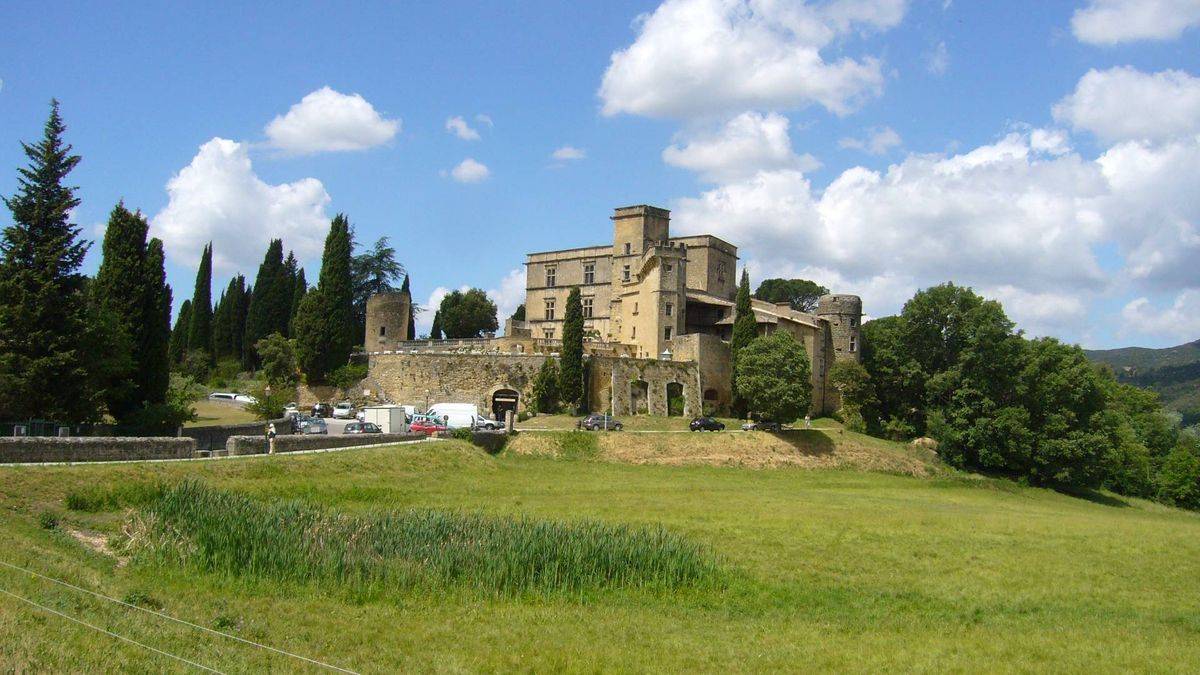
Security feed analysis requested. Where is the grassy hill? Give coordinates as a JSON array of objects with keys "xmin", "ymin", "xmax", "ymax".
[
  {"xmin": 1086, "ymin": 339, "xmax": 1200, "ymax": 425},
  {"xmin": 2, "ymin": 438, "xmax": 1199, "ymax": 672}
]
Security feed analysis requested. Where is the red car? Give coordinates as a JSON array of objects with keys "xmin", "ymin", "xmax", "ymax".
[{"xmin": 409, "ymin": 416, "xmax": 447, "ymax": 435}]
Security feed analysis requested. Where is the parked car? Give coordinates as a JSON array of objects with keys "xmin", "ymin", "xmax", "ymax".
[
  {"xmin": 343, "ymin": 422, "xmax": 382, "ymax": 434},
  {"xmin": 331, "ymin": 402, "xmax": 356, "ymax": 419},
  {"xmin": 577, "ymin": 414, "xmax": 623, "ymax": 431},
  {"xmin": 283, "ymin": 402, "xmax": 299, "ymax": 417},
  {"xmin": 689, "ymin": 416, "xmax": 726, "ymax": 431},
  {"xmin": 234, "ymin": 393, "xmax": 255, "ymax": 404},
  {"xmin": 409, "ymin": 415, "xmax": 447, "ymax": 435},
  {"xmin": 300, "ymin": 417, "xmax": 328, "ymax": 435},
  {"xmin": 473, "ymin": 415, "xmax": 502, "ymax": 431},
  {"xmin": 207, "ymin": 392, "xmax": 239, "ymax": 402},
  {"xmin": 741, "ymin": 421, "xmax": 781, "ymax": 432},
  {"xmin": 311, "ymin": 403, "xmax": 332, "ymax": 418}
]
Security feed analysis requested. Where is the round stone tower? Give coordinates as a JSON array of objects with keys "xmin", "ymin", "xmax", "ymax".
[
  {"xmin": 365, "ymin": 291, "xmax": 411, "ymax": 351},
  {"xmin": 816, "ymin": 294, "xmax": 863, "ymax": 363}
]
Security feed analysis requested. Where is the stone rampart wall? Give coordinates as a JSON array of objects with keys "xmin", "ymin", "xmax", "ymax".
[
  {"xmin": 0, "ymin": 437, "xmax": 196, "ymax": 464},
  {"xmin": 225, "ymin": 432, "xmax": 425, "ymax": 456},
  {"xmin": 180, "ymin": 418, "xmax": 290, "ymax": 454},
  {"xmin": 589, "ymin": 356, "xmax": 701, "ymax": 417},
  {"xmin": 369, "ymin": 352, "xmax": 548, "ymax": 415}
]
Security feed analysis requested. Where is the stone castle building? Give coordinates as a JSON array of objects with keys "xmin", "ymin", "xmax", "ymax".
[{"xmin": 364, "ymin": 204, "xmax": 862, "ymax": 419}]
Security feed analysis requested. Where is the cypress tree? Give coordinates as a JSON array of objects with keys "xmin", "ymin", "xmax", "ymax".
[
  {"xmin": 560, "ymin": 287, "xmax": 585, "ymax": 411},
  {"xmin": 0, "ymin": 101, "xmax": 100, "ymax": 422},
  {"xmin": 730, "ymin": 268, "xmax": 758, "ymax": 416},
  {"xmin": 293, "ymin": 214, "xmax": 355, "ymax": 382},
  {"xmin": 169, "ymin": 299, "xmax": 192, "ymax": 365},
  {"xmin": 142, "ymin": 238, "xmax": 172, "ymax": 405},
  {"xmin": 187, "ymin": 242, "xmax": 213, "ymax": 355},
  {"xmin": 430, "ymin": 310, "xmax": 443, "ymax": 340},
  {"xmin": 243, "ymin": 240, "xmax": 289, "ymax": 368},
  {"xmin": 290, "ymin": 266, "xmax": 307, "ymax": 335},
  {"xmin": 211, "ymin": 289, "xmax": 229, "ymax": 359},
  {"xmin": 283, "ymin": 250, "xmax": 299, "ymax": 335},
  {"xmin": 401, "ymin": 275, "xmax": 416, "ymax": 340}
]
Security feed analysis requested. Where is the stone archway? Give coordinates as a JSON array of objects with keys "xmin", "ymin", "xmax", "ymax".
[
  {"xmin": 630, "ymin": 380, "xmax": 649, "ymax": 415},
  {"xmin": 491, "ymin": 388, "xmax": 520, "ymax": 421},
  {"xmin": 666, "ymin": 382, "xmax": 685, "ymax": 416}
]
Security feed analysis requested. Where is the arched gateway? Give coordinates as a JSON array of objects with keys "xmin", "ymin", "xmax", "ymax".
[{"xmin": 491, "ymin": 388, "xmax": 520, "ymax": 421}]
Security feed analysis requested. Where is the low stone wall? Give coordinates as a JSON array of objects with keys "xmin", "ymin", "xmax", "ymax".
[
  {"xmin": 225, "ymin": 432, "xmax": 425, "ymax": 456},
  {"xmin": 0, "ymin": 436, "xmax": 196, "ymax": 464},
  {"xmin": 180, "ymin": 417, "xmax": 290, "ymax": 454}
]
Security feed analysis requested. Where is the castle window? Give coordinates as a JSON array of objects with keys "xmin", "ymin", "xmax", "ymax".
[
  {"xmin": 664, "ymin": 302, "xmax": 673, "ymax": 317},
  {"xmin": 633, "ymin": 302, "xmax": 639, "ymax": 315},
  {"xmin": 716, "ymin": 261, "xmax": 727, "ymax": 284},
  {"xmin": 631, "ymin": 326, "xmax": 636, "ymax": 338},
  {"xmin": 664, "ymin": 326, "xmax": 673, "ymax": 341},
  {"xmin": 379, "ymin": 326, "xmax": 386, "ymax": 337},
  {"xmin": 546, "ymin": 266, "xmax": 556, "ymax": 287},
  {"xmin": 545, "ymin": 298, "xmax": 556, "ymax": 321},
  {"xmin": 624, "ymin": 242, "xmax": 632, "ymax": 255},
  {"xmin": 583, "ymin": 262, "xmax": 595, "ymax": 284},
  {"xmin": 582, "ymin": 296, "xmax": 594, "ymax": 318},
  {"xmin": 664, "ymin": 263, "xmax": 673, "ymax": 273},
  {"xmin": 543, "ymin": 328, "xmax": 555, "ymax": 339},
  {"xmin": 849, "ymin": 335, "xmax": 858, "ymax": 353},
  {"xmin": 850, "ymin": 317, "xmax": 858, "ymax": 327},
  {"xmin": 622, "ymin": 265, "xmax": 630, "ymax": 282}
]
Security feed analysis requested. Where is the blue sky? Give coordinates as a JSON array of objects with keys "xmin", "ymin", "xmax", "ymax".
[{"xmin": 2, "ymin": 0, "xmax": 1199, "ymax": 348}]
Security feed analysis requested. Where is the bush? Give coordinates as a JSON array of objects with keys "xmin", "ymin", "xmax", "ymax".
[
  {"xmin": 329, "ymin": 363, "xmax": 368, "ymax": 391},
  {"xmin": 207, "ymin": 358, "xmax": 243, "ymax": 389},
  {"xmin": 244, "ymin": 382, "xmax": 294, "ymax": 420},
  {"xmin": 38, "ymin": 511, "xmax": 59, "ymax": 530},
  {"xmin": 1156, "ymin": 441, "xmax": 1200, "ymax": 509},
  {"xmin": 254, "ymin": 333, "xmax": 298, "ymax": 387},
  {"xmin": 735, "ymin": 331, "xmax": 812, "ymax": 423},
  {"xmin": 531, "ymin": 358, "xmax": 560, "ymax": 414},
  {"xmin": 178, "ymin": 349, "xmax": 212, "ymax": 381}
]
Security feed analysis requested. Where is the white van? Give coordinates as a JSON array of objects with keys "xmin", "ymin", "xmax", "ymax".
[{"xmin": 427, "ymin": 403, "xmax": 479, "ymax": 430}]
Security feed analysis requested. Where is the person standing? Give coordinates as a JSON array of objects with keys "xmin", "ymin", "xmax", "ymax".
[{"xmin": 267, "ymin": 422, "xmax": 277, "ymax": 454}]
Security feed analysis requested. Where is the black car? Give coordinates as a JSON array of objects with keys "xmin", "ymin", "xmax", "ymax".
[
  {"xmin": 311, "ymin": 403, "xmax": 332, "ymax": 418},
  {"xmin": 343, "ymin": 422, "xmax": 382, "ymax": 434},
  {"xmin": 577, "ymin": 414, "xmax": 623, "ymax": 431},
  {"xmin": 689, "ymin": 416, "xmax": 725, "ymax": 431}
]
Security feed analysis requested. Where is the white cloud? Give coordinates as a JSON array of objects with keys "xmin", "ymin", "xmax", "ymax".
[
  {"xmin": 264, "ymin": 87, "xmax": 400, "ymax": 154},
  {"xmin": 599, "ymin": 0, "xmax": 906, "ymax": 118},
  {"xmin": 926, "ymin": 41, "xmax": 948, "ymax": 75},
  {"xmin": 838, "ymin": 126, "xmax": 902, "ymax": 155},
  {"xmin": 664, "ymin": 112, "xmax": 820, "ymax": 182},
  {"xmin": 150, "ymin": 138, "xmax": 331, "ymax": 272},
  {"xmin": 488, "ymin": 268, "xmax": 527, "ymax": 330},
  {"xmin": 1121, "ymin": 291, "xmax": 1200, "ymax": 342},
  {"xmin": 1071, "ymin": 0, "xmax": 1200, "ymax": 45},
  {"xmin": 475, "ymin": 114, "xmax": 494, "ymax": 127},
  {"xmin": 1029, "ymin": 128, "xmax": 1070, "ymax": 156},
  {"xmin": 447, "ymin": 158, "xmax": 490, "ymax": 183},
  {"xmin": 552, "ymin": 145, "xmax": 587, "ymax": 161},
  {"xmin": 1053, "ymin": 67, "xmax": 1200, "ymax": 143},
  {"xmin": 980, "ymin": 286, "xmax": 1089, "ymax": 338},
  {"xmin": 445, "ymin": 115, "xmax": 481, "ymax": 141}
]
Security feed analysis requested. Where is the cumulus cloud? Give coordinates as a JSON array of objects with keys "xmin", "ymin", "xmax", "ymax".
[
  {"xmin": 1071, "ymin": 0, "xmax": 1200, "ymax": 45},
  {"xmin": 264, "ymin": 87, "xmax": 400, "ymax": 154},
  {"xmin": 926, "ymin": 41, "xmax": 948, "ymax": 75},
  {"xmin": 552, "ymin": 145, "xmax": 587, "ymax": 161},
  {"xmin": 1053, "ymin": 67, "xmax": 1200, "ymax": 144},
  {"xmin": 664, "ymin": 112, "xmax": 819, "ymax": 182},
  {"xmin": 1121, "ymin": 291, "xmax": 1200, "ymax": 342},
  {"xmin": 445, "ymin": 115, "xmax": 481, "ymax": 141},
  {"xmin": 414, "ymin": 269, "xmax": 526, "ymax": 337},
  {"xmin": 150, "ymin": 138, "xmax": 331, "ymax": 272},
  {"xmin": 447, "ymin": 158, "xmax": 490, "ymax": 183},
  {"xmin": 475, "ymin": 114, "xmax": 494, "ymax": 127},
  {"xmin": 838, "ymin": 126, "xmax": 902, "ymax": 155},
  {"xmin": 599, "ymin": 0, "xmax": 906, "ymax": 118}
]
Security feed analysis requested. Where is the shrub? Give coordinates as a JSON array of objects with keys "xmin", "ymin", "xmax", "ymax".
[
  {"xmin": 329, "ymin": 363, "xmax": 368, "ymax": 391},
  {"xmin": 254, "ymin": 333, "xmax": 298, "ymax": 387},
  {"xmin": 38, "ymin": 511, "xmax": 59, "ymax": 530},
  {"xmin": 531, "ymin": 358, "xmax": 560, "ymax": 414},
  {"xmin": 132, "ymin": 480, "xmax": 722, "ymax": 596},
  {"xmin": 244, "ymin": 382, "xmax": 294, "ymax": 420},
  {"xmin": 1156, "ymin": 441, "xmax": 1200, "ymax": 509}
]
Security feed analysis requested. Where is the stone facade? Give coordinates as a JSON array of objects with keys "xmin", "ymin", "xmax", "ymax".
[
  {"xmin": 364, "ymin": 290, "xmax": 412, "ymax": 352},
  {"xmin": 226, "ymin": 432, "xmax": 423, "ymax": 456},
  {"xmin": 369, "ymin": 352, "xmax": 547, "ymax": 418}
]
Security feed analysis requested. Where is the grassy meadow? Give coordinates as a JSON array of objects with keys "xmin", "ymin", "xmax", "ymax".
[
  {"xmin": 183, "ymin": 399, "xmax": 258, "ymax": 428},
  {"xmin": 1, "ymin": 433, "xmax": 1199, "ymax": 672}
]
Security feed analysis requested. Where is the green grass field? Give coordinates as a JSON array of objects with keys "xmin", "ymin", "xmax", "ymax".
[
  {"xmin": 184, "ymin": 399, "xmax": 258, "ymax": 428},
  {"xmin": 2, "ymin": 435, "xmax": 1199, "ymax": 672}
]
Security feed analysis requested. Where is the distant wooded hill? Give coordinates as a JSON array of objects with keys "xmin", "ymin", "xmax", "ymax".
[{"xmin": 1086, "ymin": 339, "xmax": 1200, "ymax": 426}]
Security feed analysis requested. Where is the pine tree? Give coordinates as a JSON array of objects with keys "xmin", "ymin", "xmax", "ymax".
[
  {"xmin": 187, "ymin": 242, "xmax": 213, "ymax": 357},
  {"xmin": 293, "ymin": 215, "xmax": 355, "ymax": 382},
  {"xmin": 169, "ymin": 299, "xmax": 192, "ymax": 365},
  {"xmin": 730, "ymin": 268, "xmax": 758, "ymax": 416},
  {"xmin": 290, "ymin": 266, "xmax": 307, "ymax": 335},
  {"xmin": 559, "ymin": 287, "xmax": 585, "ymax": 411},
  {"xmin": 401, "ymin": 274, "xmax": 416, "ymax": 340},
  {"xmin": 0, "ymin": 101, "xmax": 102, "ymax": 422},
  {"xmin": 430, "ymin": 310, "xmax": 443, "ymax": 340},
  {"xmin": 283, "ymin": 250, "xmax": 299, "ymax": 335},
  {"xmin": 141, "ymin": 238, "xmax": 172, "ymax": 405},
  {"xmin": 243, "ymin": 240, "xmax": 290, "ymax": 368},
  {"xmin": 211, "ymin": 289, "xmax": 229, "ymax": 359}
]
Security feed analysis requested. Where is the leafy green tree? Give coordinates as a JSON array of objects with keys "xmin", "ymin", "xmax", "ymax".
[
  {"xmin": 1156, "ymin": 439, "xmax": 1200, "ymax": 509},
  {"xmin": 169, "ymin": 299, "xmax": 192, "ymax": 365},
  {"xmin": 351, "ymin": 235, "xmax": 404, "ymax": 345},
  {"xmin": 253, "ymin": 333, "xmax": 298, "ymax": 387},
  {"xmin": 245, "ymin": 381, "xmax": 294, "ymax": 420},
  {"xmin": 829, "ymin": 360, "xmax": 873, "ymax": 431},
  {"xmin": 729, "ymin": 269, "xmax": 757, "ymax": 415},
  {"xmin": 329, "ymin": 363, "xmax": 368, "ymax": 390},
  {"xmin": 438, "ymin": 288, "xmax": 498, "ymax": 338},
  {"xmin": 0, "ymin": 101, "xmax": 110, "ymax": 422},
  {"xmin": 430, "ymin": 310, "xmax": 443, "ymax": 339},
  {"xmin": 735, "ymin": 331, "xmax": 812, "ymax": 423},
  {"xmin": 187, "ymin": 243, "xmax": 213, "ymax": 356},
  {"xmin": 293, "ymin": 214, "xmax": 356, "ymax": 382},
  {"xmin": 860, "ymin": 316, "xmax": 925, "ymax": 436},
  {"xmin": 531, "ymin": 358, "xmax": 560, "ymax": 414},
  {"xmin": 754, "ymin": 278, "xmax": 829, "ymax": 313},
  {"xmin": 560, "ymin": 287, "xmax": 585, "ymax": 410},
  {"xmin": 244, "ymin": 240, "xmax": 292, "ymax": 368},
  {"xmin": 510, "ymin": 304, "xmax": 526, "ymax": 322}
]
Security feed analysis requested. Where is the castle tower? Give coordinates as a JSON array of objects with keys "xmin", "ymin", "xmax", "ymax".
[
  {"xmin": 365, "ymin": 290, "xmax": 411, "ymax": 351},
  {"xmin": 611, "ymin": 205, "xmax": 670, "ymax": 282},
  {"xmin": 816, "ymin": 294, "xmax": 863, "ymax": 363}
]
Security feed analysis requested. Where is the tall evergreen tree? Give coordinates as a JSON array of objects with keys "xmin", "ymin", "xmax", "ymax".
[
  {"xmin": 430, "ymin": 310, "xmax": 443, "ymax": 340},
  {"xmin": 560, "ymin": 287, "xmax": 585, "ymax": 411},
  {"xmin": 351, "ymin": 235, "xmax": 404, "ymax": 345},
  {"xmin": 290, "ymin": 266, "xmax": 307, "ymax": 335},
  {"xmin": 0, "ymin": 101, "xmax": 103, "ymax": 422},
  {"xmin": 169, "ymin": 299, "xmax": 192, "ymax": 365},
  {"xmin": 243, "ymin": 240, "xmax": 290, "ymax": 367},
  {"xmin": 187, "ymin": 242, "xmax": 213, "ymax": 355},
  {"xmin": 293, "ymin": 215, "xmax": 355, "ymax": 382},
  {"xmin": 730, "ymin": 268, "xmax": 758, "ymax": 416},
  {"xmin": 401, "ymin": 274, "xmax": 416, "ymax": 340},
  {"xmin": 211, "ymin": 274, "xmax": 248, "ymax": 361},
  {"xmin": 142, "ymin": 238, "xmax": 172, "ymax": 405},
  {"xmin": 211, "ymin": 289, "xmax": 229, "ymax": 359},
  {"xmin": 283, "ymin": 250, "xmax": 299, "ymax": 334}
]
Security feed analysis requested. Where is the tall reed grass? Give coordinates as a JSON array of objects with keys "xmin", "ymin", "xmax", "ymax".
[{"xmin": 132, "ymin": 480, "xmax": 721, "ymax": 596}]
